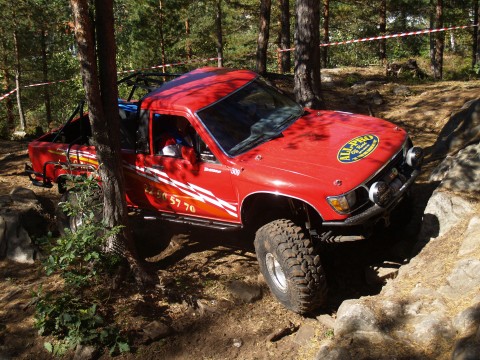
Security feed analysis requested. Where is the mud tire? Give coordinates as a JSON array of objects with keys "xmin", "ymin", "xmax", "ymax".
[
  {"xmin": 254, "ymin": 219, "xmax": 327, "ymax": 314},
  {"xmin": 56, "ymin": 189, "xmax": 103, "ymax": 235}
]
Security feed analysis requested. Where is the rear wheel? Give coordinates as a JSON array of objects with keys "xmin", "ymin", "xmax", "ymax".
[
  {"xmin": 56, "ymin": 189, "xmax": 103, "ymax": 234},
  {"xmin": 254, "ymin": 219, "xmax": 327, "ymax": 314}
]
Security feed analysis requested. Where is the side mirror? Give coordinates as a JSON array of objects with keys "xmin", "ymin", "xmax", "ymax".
[{"xmin": 181, "ymin": 146, "xmax": 197, "ymax": 165}]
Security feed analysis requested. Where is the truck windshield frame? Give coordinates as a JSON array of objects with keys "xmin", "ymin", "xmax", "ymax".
[{"xmin": 196, "ymin": 78, "xmax": 304, "ymax": 157}]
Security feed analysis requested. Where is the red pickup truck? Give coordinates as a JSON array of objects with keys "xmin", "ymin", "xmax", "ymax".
[{"xmin": 26, "ymin": 67, "xmax": 423, "ymax": 313}]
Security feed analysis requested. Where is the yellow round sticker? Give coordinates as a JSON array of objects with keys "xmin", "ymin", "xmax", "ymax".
[{"xmin": 337, "ymin": 134, "xmax": 379, "ymax": 163}]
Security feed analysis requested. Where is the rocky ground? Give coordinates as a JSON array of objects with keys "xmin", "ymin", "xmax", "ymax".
[{"xmin": 0, "ymin": 66, "xmax": 479, "ymax": 359}]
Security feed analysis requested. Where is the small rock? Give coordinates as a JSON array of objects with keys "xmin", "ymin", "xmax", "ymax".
[
  {"xmin": 232, "ymin": 338, "xmax": 243, "ymax": 348},
  {"xmin": 10, "ymin": 187, "xmax": 37, "ymax": 203},
  {"xmin": 73, "ymin": 345, "xmax": 97, "ymax": 360},
  {"xmin": 142, "ymin": 320, "xmax": 172, "ymax": 342},
  {"xmin": 226, "ymin": 280, "xmax": 262, "ymax": 304},
  {"xmin": 266, "ymin": 322, "xmax": 299, "ymax": 342},
  {"xmin": 314, "ymin": 341, "xmax": 351, "ymax": 360},
  {"xmin": 453, "ymin": 303, "xmax": 480, "ymax": 336},
  {"xmin": 392, "ymin": 85, "xmax": 411, "ymax": 96},
  {"xmin": 365, "ymin": 80, "xmax": 382, "ymax": 90},
  {"xmin": 334, "ymin": 300, "xmax": 379, "ymax": 337},
  {"xmin": 316, "ymin": 314, "xmax": 336, "ymax": 329},
  {"xmin": 293, "ymin": 319, "xmax": 317, "ymax": 346}
]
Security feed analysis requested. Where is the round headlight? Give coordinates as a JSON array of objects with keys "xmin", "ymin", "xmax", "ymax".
[
  {"xmin": 369, "ymin": 181, "xmax": 393, "ymax": 207},
  {"xmin": 406, "ymin": 146, "xmax": 424, "ymax": 168}
]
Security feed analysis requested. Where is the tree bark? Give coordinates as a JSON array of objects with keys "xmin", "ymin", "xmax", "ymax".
[
  {"xmin": 294, "ymin": 0, "xmax": 323, "ymax": 109},
  {"xmin": 1, "ymin": 39, "xmax": 14, "ymax": 133},
  {"xmin": 379, "ymin": 0, "xmax": 386, "ymax": 65},
  {"xmin": 40, "ymin": 28, "xmax": 52, "ymax": 126},
  {"xmin": 321, "ymin": 0, "xmax": 329, "ymax": 68},
  {"xmin": 158, "ymin": 0, "xmax": 167, "ymax": 71},
  {"xmin": 13, "ymin": 30, "xmax": 26, "ymax": 132},
  {"xmin": 215, "ymin": 0, "xmax": 224, "ymax": 67},
  {"xmin": 473, "ymin": 0, "xmax": 479, "ymax": 68},
  {"xmin": 432, "ymin": 0, "xmax": 444, "ymax": 80},
  {"xmin": 429, "ymin": 0, "xmax": 435, "ymax": 70},
  {"xmin": 185, "ymin": 18, "xmax": 192, "ymax": 61},
  {"xmin": 256, "ymin": 0, "xmax": 271, "ymax": 75},
  {"xmin": 279, "ymin": 0, "xmax": 291, "ymax": 73},
  {"xmin": 69, "ymin": 0, "xmax": 152, "ymax": 286}
]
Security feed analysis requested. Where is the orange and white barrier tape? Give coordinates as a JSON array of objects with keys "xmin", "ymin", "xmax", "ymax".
[
  {"xmin": 278, "ymin": 24, "xmax": 479, "ymax": 53},
  {"xmin": 0, "ymin": 88, "xmax": 17, "ymax": 101}
]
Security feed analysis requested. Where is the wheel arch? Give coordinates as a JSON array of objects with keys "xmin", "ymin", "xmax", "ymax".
[{"xmin": 240, "ymin": 191, "xmax": 324, "ymax": 230}]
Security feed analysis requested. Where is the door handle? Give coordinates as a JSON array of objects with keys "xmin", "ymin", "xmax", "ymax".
[{"xmin": 151, "ymin": 165, "xmax": 164, "ymax": 170}]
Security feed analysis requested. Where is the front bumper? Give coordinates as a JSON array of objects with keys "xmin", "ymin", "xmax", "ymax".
[{"xmin": 323, "ymin": 168, "xmax": 421, "ymax": 227}]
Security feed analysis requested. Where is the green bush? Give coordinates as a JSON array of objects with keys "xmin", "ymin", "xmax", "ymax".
[{"xmin": 33, "ymin": 176, "xmax": 129, "ymax": 356}]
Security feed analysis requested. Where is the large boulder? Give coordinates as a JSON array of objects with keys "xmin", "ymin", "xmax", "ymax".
[
  {"xmin": 430, "ymin": 98, "xmax": 480, "ymax": 158},
  {"xmin": 0, "ymin": 187, "xmax": 49, "ymax": 263}
]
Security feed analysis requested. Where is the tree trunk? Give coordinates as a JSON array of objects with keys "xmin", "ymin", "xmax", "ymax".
[
  {"xmin": 279, "ymin": 0, "xmax": 291, "ymax": 73},
  {"xmin": 185, "ymin": 18, "xmax": 192, "ymax": 61},
  {"xmin": 1, "ymin": 40, "xmax": 14, "ymax": 133},
  {"xmin": 13, "ymin": 30, "xmax": 26, "ymax": 132},
  {"xmin": 379, "ymin": 0, "xmax": 386, "ymax": 65},
  {"xmin": 321, "ymin": 0, "xmax": 329, "ymax": 68},
  {"xmin": 474, "ymin": 0, "xmax": 479, "ymax": 68},
  {"xmin": 430, "ymin": 0, "xmax": 435, "ymax": 69},
  {"xmin": 158, "ymin": 0, "xmax": 167, "ymax": 71},
  {"xmin": 41, "ymin": 28, "xmax": 52, "ymax": 126},
  {"xmin": 215, "ymin": 0, "xmax": 224, "ymax": 67},
  {"xmin": 433, "ymin": 0, "xmax": 444, "ymax": 80},
  {"xmin": 256, "ymin": 0, "xmax": 271, "ymax": 75},
  {"xmin": 69, "ymin": 0, "xmax": 151, "ymax": 286},
  {"xmin": 294, "ymin": 0, "xmax": 323, "ymax": 109}
]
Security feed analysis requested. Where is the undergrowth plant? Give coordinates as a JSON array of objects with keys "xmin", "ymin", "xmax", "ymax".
[{"xmin": 33, "ymin": 175, "xmax": 129, "ymax": 356}]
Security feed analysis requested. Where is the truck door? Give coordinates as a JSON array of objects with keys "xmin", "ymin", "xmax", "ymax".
[{"xmin": 142, "ymin": 113, "xmax": 240, "ymax": 223}]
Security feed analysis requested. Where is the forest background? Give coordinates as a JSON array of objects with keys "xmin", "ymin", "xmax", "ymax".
[{"xmin": 0, "ymin": 0, "xmax": 479, "ymax": 138}]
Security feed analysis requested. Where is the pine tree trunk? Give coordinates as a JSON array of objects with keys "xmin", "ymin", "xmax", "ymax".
[
  {"xmin": 41, "ymin": 28, "xmax": 52, "ymax": 126},
  {"xmin": 13, "ymin": 30, "xmax": 26, "ymax": 132},
  {"xmin": 70, "ymin": 0, "xmax": 152, "ymax": 286},
  {"xmin": 379, "ymin": 0, "xmax": 386, "ymax": 65},
  {"xmin": 294, "ymin": 0, "xmax": 323, "ymax": 109},
  {"xmin": 321, "ymin": 0, "xmax": 329, "ymax": 68},
  {"xmin": 1, "ymin": 40, "xmax": 14, "ymax": 133},
  {"xmin": 279, "ymin": 0, "xmax": 291, "ymax": 73},
  {"xmin": 215, "ymin": 0, "xmax": 224, "ymax": 67},
  {"xmin": 430, "ymin": 0, "xmax": 435, "ymax": 69},
  {"xmin": 256, "ymin": 0, "xmax": 271, "ymax": 75},
  {"xmin": 185, "ymin": 18, "xmax": 192, "ymax": 61},
  {"xmin": 433, "ymin": 0, "xmax": 444, "ymax": 80},
  {"xmin": 158, "ymin": 0, "xmax": 167, "ymax": 71},
  {"xmin": 474, "ymin": 0, "xmax": 479, "ymax": 68}
]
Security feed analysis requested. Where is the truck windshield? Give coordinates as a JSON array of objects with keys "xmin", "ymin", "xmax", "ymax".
[{"xmin": 196, "ymin": 78, "xmax": 303, "ymax": 156}]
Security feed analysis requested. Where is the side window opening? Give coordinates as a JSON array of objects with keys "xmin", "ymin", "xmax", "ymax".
[
  {"xmin": 118, "ymin": 102, "xmax": 138, "ymax": 150},
  {"xmin": 152, "ymin": 114, "xmax": 195, "ymax": 157}
]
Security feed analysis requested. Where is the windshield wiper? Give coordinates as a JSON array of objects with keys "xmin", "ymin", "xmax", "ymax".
[{"xmin": 229, "ymin": 132, "xmax": 282, "ymax": 156}]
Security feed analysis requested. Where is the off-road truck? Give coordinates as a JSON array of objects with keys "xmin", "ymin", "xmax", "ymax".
[{"xmin": 26, "ymin": 67, "xmax": 423, "ymax": 313}]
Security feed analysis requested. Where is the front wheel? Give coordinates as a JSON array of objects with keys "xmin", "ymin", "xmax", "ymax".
[{"xmin": 254, "ymin": 219, "xmax": 327, "ymax": 314}]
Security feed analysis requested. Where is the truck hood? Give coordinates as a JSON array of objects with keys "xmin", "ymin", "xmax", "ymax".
[{"xmin": 236, "ymin": 110, "xmax": 407, "ymax": 194}]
